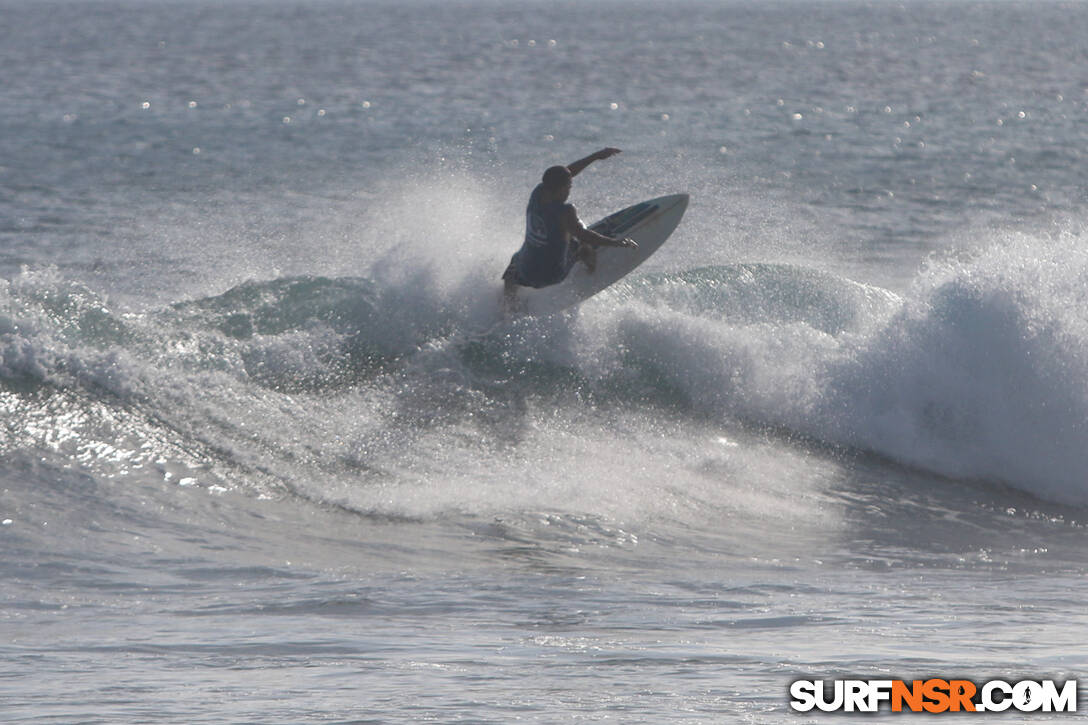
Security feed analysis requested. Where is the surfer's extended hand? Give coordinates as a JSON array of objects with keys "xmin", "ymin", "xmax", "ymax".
[
  {"xmin": 618, "ymin": 238, "xmax": 638, "ymax": 249},
  {"xmin": 569, "ymin": 147, "xmax": 623, "ymax": 178}
]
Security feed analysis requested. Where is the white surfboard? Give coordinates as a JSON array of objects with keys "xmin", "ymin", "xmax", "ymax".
[{"xmin": 514, "ymin": 193, "xmax": 689, "ymax": 316}]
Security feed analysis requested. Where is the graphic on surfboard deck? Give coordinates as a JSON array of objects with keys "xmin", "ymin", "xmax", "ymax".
[{"xmin": 515, "ymin": 193, "xmax": 689, "ymax": 316}]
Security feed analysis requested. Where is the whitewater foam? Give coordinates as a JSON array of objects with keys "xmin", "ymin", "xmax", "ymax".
[{"xmin": 816, "ymin": 230, "xmax": 1088, "ymax": 505}]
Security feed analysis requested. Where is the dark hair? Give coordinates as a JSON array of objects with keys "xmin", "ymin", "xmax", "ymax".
[{"xmin": 542, "ymin": 165, "xmax": 573, "ymax": 190}]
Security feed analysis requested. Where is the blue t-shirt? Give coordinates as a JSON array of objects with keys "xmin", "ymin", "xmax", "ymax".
[{"xmin": 514, "ymin": 184, "xmax": 574, "ymax": 288}]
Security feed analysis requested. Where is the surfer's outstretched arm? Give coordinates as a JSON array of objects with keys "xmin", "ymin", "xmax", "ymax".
[{"xmin": 567, "ymin": 147, "xmax": 622, "ymax": 178}]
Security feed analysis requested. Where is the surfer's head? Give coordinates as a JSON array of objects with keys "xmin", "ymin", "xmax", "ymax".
[{"xmin": 542, "ymin": 165, "xmax": 573, "ymax": 200}]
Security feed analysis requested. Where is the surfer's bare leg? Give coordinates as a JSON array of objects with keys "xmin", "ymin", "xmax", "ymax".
[
  {"xmin": 575, "ymin": 243, "xmax": 597, "ymax": 274},
  {"xmin": 501, "ymin": 256, "xmax": 521, "ymax": 318},
  {"xmin": 503, "ymin": 278, "xmax": 518, "ymax": 317}
]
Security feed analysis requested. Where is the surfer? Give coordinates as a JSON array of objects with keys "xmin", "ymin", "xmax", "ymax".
[{"xmin": 502, "ymin": 147, "xmax": 638, "ymax": 313}]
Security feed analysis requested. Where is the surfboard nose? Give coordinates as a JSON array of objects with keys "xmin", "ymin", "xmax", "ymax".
[{"xmin": 657, "ymin": 193, "xmax": 689, "ymax": 214}]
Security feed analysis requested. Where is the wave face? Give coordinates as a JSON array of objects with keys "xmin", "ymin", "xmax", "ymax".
[{"xmin": 4, "ymin": 225, "xmax": 1088, "ymax": 516}]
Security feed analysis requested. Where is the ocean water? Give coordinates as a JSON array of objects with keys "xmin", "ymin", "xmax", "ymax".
[{"xmin": 3, "ymin": 0, "xmax": 1088, "ymax": 721}]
